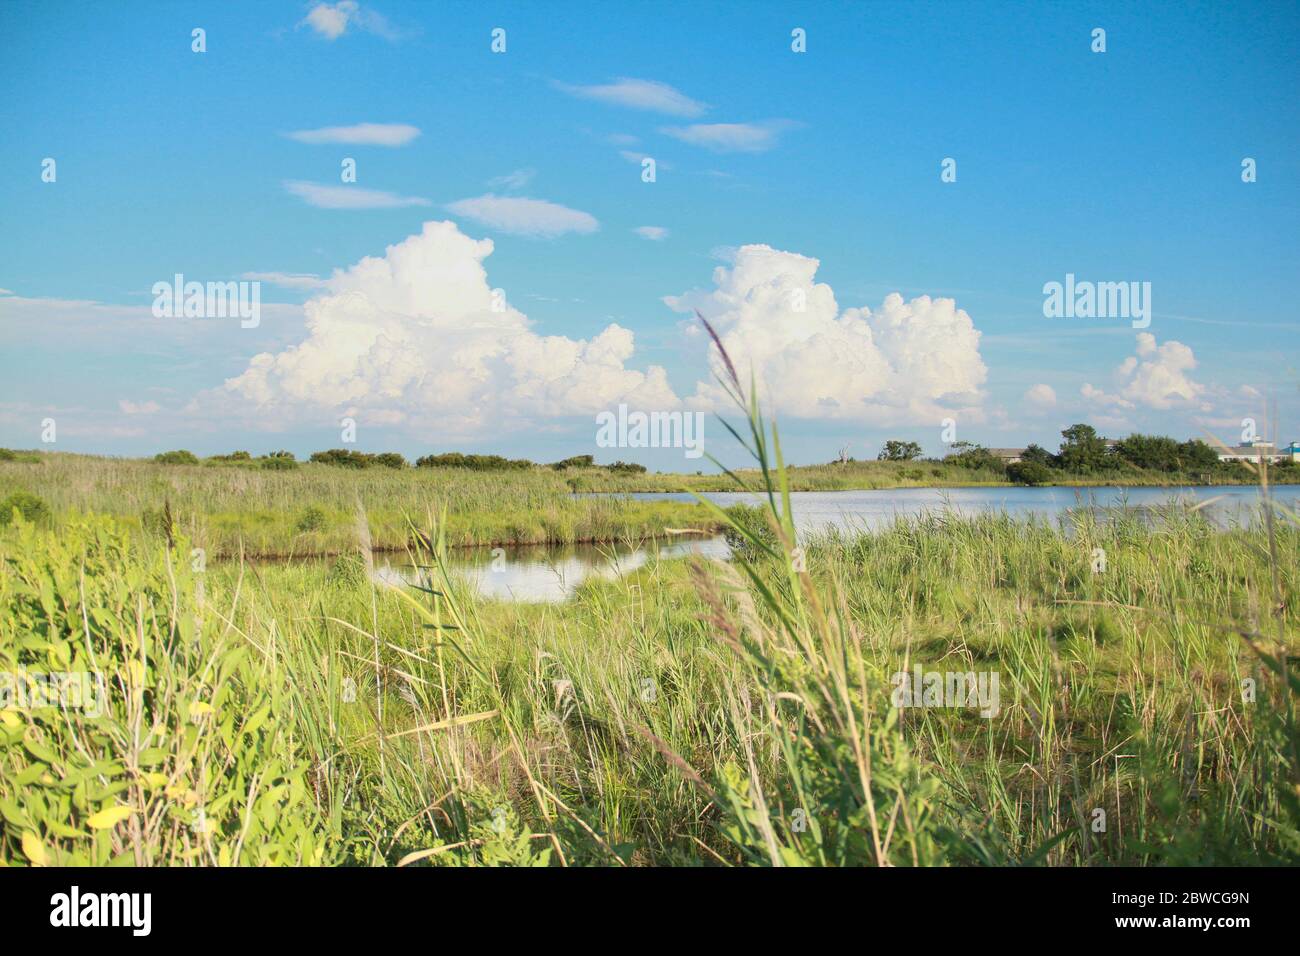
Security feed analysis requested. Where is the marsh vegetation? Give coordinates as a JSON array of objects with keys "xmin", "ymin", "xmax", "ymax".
[{"xmin": 0, "ymin": 356, "xmax": 1295, "ymax": 868}]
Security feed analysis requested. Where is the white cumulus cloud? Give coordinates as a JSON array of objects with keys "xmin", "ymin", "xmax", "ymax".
[
  {"xmin": 1082, "ymin": 333, "xmax": 1208, "ymax": 411},
  {"xmin": 634, "ymin": 226, "xmax": 669, "ymax": 241},
  {"xmin": 206, "ymin": 221, "xmax": 675, "ymax": 436},
  {"xmin": 445, "ymin": 195, "xmax": 598, "ymax": 238},
  {"xmin": 664, "ymin": 244, "xmax": 988, "ymax": 424}
]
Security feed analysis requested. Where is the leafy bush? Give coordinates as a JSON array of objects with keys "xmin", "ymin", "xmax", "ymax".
[
  {"xmin": 154, "ymin": 450, "xmax": 199, "ymax": 465},
  {"xmin": 208, "ymin": 450, "xmax": 252, "ymax": 462},
  {"xmin": 606, "ymin": 460, "xmax": 647, "ymax": 474},
  {"xmin": 416, "ymin": 452, "xmax": 532, "ymax": 471},
  {"xmin": 1007, "ymin": 460, "xmax": 1053, "ymax": 485},
  {"xmin": 312, "ymin": 449, "xmax": 408, "ymax": 469},
  {"xmin": 296, "ymin": 506, "xmax": 327, "ymax": 533},
  {"xmin": 0, "ymin": 448, "xmax": 38, "ymax": 463},
  {"xmin": 260, "ymin": 453, "xmax": 298, "ymax": 470},
  {"xmin": 550, "ymin": 455, "xmax": 595, "ymax": 470},
  {"xmin": 0, "ymin": 491, "xmax": 50, "ymax": 526},
  {"xmin": 310, "ymin": 449, "xmax": 371, "ymax": 469},
  {"xmin": 327, "ymin": 551, "xmax": 368, "ymax": 588}
]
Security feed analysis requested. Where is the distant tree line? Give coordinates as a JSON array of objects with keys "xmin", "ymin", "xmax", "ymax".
[
  {"xmin": 152, "ymin": 449, "xmax": 299, "ymax": 470},
  {"xmin": 310, "ymin": 449, "xmax": 407, "ymax": 469},
  {"xmin": 862, "ymin": 424, "xmax": 1280, "ymax": 485},
  {"xmin": 147, "ymin": 448, "xmax": 649, "ymax": 474},
  {"xmin": 1005, "ymin": 425, "xmax": 1224, "ymax": 484}
]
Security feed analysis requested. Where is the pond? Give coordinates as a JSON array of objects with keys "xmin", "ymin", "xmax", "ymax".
[
  {"xmin": 409, "ymin": 484, "xmax": 1296, "ymax": 603},
  {"xmin": 615, "ymin": 484, "xmax": 1300, "ymax": 537},
  {"xmin": 378, "ymin": 535, "xmax": 730, "ymax": 603}
]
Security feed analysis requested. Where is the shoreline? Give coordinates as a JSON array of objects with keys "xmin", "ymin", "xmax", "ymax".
[
  {"xmin": 231, "ymin": 527, "xmax": 726, "ymax": 562},
  {"xmin": 582, "ymin": 476, "xmax": 1300, "ymax": 494}
]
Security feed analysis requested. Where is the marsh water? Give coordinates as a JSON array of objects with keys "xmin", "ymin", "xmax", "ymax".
[{"xmin": 396, "ymin": 485, "xmax": 1298, "ymax": 603}]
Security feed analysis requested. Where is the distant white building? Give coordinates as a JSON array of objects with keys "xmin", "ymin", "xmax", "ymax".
[{"xmin": 1217, "ymin": 439, "xmax": 1295, "ymax": 464}]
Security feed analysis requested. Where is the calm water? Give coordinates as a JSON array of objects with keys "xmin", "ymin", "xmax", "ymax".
[
  {"xmin": 380, "ymin": 535, "xmax": 729, "ymax": 603},
  {"xmin": 618, "ymin": 484, "xmax": 1300, "ymax": 537},
  {"xmin": 413, "ymin": 484, "xmax": 1296, "ymax": 603}
]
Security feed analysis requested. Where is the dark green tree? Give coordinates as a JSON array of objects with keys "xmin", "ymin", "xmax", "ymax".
[
  {"xmin": 1058, "ymin": 424, "xmax": 1110, "ymax": 473},
  {"xmin": 878, "ymin": 440, "xmax": 923, "ymax": 462},
  {"xmin": 1020, "ymin": 443, "xmax": 1057, "ymax": 468}
]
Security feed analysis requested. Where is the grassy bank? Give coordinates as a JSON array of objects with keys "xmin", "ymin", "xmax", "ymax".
[
  {"xmin": 3, "ymin": 450, "xmax": 1288, "ymax": 560},
  {"xmin": 568, "ymin": 456, "xmax": 1297, "ymax": 493},
  {"xmin": 0, "ymin": 453, "xmax": 719, "ymax": 557}
]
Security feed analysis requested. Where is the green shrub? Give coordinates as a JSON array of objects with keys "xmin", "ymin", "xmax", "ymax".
[
  {"xmin": 310, "ymin": 448, "xmax": 371, "ymax": 469},
  {"xmin": 1007, "ymin": 460, "xmax": 1053, "ymax": 485},
  {"xmin": 310, "ymin": 449, "xmax": 409, "ymax": 469},
  {"xmin": 296, "ymin": 506, "xmax": 327, "ymax": 533},
  {"xmin": 550, "ymin": 455, "xmax": 595, "ymax": 470},
  {"xmin": 0, "ymin": 447, "xmax": 39, "ymax": 463},
  {"xmin": 0, "ymin": 491, "xmax": 50, "ymax": 526},
  {"xmin": 327, "ymin": 551, "xmax": 368, "ymax": 588},
  {"xmin": 943, "ymin": 443, "xmax": 1003, "ymax": 472},
  {"xmin": 417, "ymin": 452, "xmax": 533, "ymax": 470},
  {"xmin": 154, "ymin": 450, "xmax": 199, "ymax": 465}
]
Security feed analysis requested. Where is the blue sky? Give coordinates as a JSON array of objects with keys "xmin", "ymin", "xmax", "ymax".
[{"xmin": 1, "ymin": 0, "xmax": 1297, "ymax": 469}]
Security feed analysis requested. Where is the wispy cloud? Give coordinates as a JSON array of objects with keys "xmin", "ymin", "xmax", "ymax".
[
  {"xmin": 660, "ymin": 120, "xmax": 798, "ymax": 153},
  {"xmin": 284, "ymin": 180, "xmax": 431, "ymax": 209},
  {"xmin": 118, "ymin": 399, "xmax": 161, "ymax": 415},
  {"xmin": 284, "ymin": 123, "xmax": 419, "ymax": 146},
  {"xmin": 555, "ymin": 78, "xmax": 707, "ymax": 117},
  {"xmin": 634, "ymin": 226, "xmax": 669, "ymax": 241},
  {"xmin": 446, "ymin": 195, "xmax": 598, "ymax": 238},
  {"xmin": 241, "ymin": 272, "xmax": 328, "ymax": 291},
  {"xmin": 488, "ymin": 168, "xmax": 536, "ymax": 191},
  {"xmin": 300, "ymin": 2, "xmax": 400, "ymax": 42}
]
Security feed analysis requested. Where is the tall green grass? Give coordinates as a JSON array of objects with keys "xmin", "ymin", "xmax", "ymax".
[
  {"xmin": 0, "ymin": 454, "xmax": 716, "ymax": 556},
  {"xmin": 1, "ymin": 502, "xmax": 1295, "ymax": 864}
]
